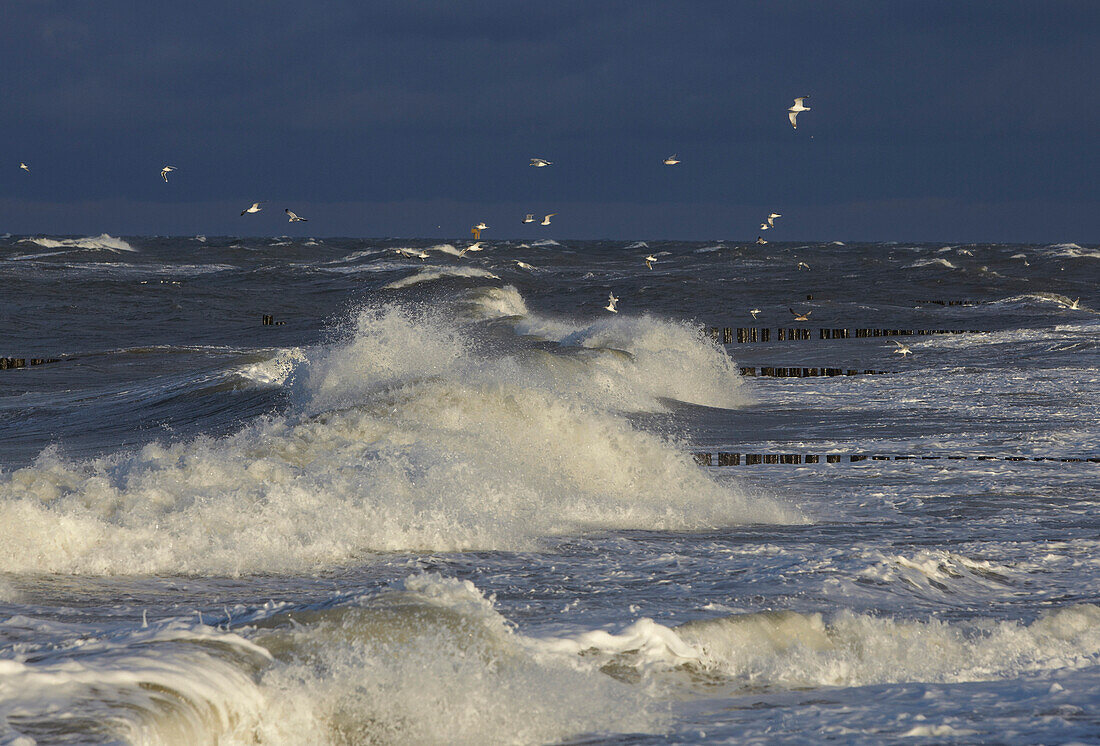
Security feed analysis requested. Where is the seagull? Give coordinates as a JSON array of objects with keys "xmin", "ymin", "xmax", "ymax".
[
  {"xmin": 241, "ymin": 202, "xmax": 264, "ymax": 215},
  {"xmin": 766, "ymin": 212, "xmax": 782, "ymax": 226},
  {"xmin": 892, "ymin": 341, "xmax": 912, "ymax": 357},
  {"xmin": 459, "ymin": 241, "xmax": 485, "ymax": 257},
  {"xmin": 515, "ymin": 260, "xmax": 538, "ymax": 271},
  {"xmin": 475, "ymin": 222, "xmax": 489, "ymax": 231},
  {"xmin": 605, "ymin": 291, "xmax": 619, "ymax": 313},
  {"xmin": 530, "ymin": 158, "xmax": 552, "ymax": 167},
  {"xmin": 19, "ymin": 162, "xmax": 29, "ymax": 172},
  {"xmin": 540, "ymin": 213, "xmax": 556, "ymax": 226},
  {"xmin": 663, "ymin": 154, "xmax": 681, "ymax": 165},
  {"xmin": 522, "ymin": 213, "xmax": 536, "ymax": 224},
  {"xmin": 1068, "ymin": 298, "xmax": 1080, "ymax": 309},
  {"xmin": 645, "ymin": 254, "xmax": 657, "ymax": 269},
  {"xmin": 760, "ymin": 223, "xmax": 771, "ymax": 231},
  {"xmin": 395, "ymin": 248, "xmax": 429, "ymax": 259},
  {"xmin": 285, "ymin": 209, "xmax": 308, "ymax": 222},
  {"xmin": 160, "ymin": 166, "xmax": 176, "ymax": 182},
  {"xmin": 756, "ymin": 236, "xmax": 768, "ymax": 245},
  {"xmin": 797, "ymin": 261, "xmax": 810, "ymax": 270},
  {"xmin": 789, "ymin": 308, "xmax": 811, "ymax": 321},
  {"xmin": 788, "ymin": 96, "xmax": 810, "ymax": 129},
  {"xmin": 750, "ymin": 308, "xmax": 761, "ymax": 319}
]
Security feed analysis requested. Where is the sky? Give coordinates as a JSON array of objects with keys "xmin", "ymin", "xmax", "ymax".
[{"xmin": 1, "ymin": 0, "xmax": 1098, "ymax": 241}]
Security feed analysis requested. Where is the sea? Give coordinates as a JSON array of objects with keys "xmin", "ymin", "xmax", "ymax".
[{"xmin": 0, "ymin": 233, "xmax": 1098, "ymax": 745}]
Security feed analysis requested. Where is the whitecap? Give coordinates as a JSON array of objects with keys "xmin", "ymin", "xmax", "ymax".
[{"xmin": 20, "ymin": 233, "xmax": 137, "ymax": 253}]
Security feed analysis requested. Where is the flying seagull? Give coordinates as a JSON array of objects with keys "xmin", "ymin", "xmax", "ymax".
[
  {"xmin": 789, "ymin": 308, "xmax": 811, "ymax": 321},
  {"xmin": 663, "ymin": 154, "xmax": 681, "ymax": 165},
  {"xmin": 892, "ymin": 341, "xmax": 912, "ymax": 357},
  {"xmin": 797, "ymin": 261, "xmax": 810, "ymax": 270},
  {"xmin": 522, "ymin": 213, "xmax": 536, "ymax": 224},
  {"xmin": 241, "ymin": 202, "xmax": 264, "ymax": 215},
  {"xmin": 19, "ymin": 162, "xmax": 29, "ymax": 172},
  {"xmin": 530, "ymin": 158, "xmax": 552, "ymax": 167},
  {"xmin": 788, "ymin": 96, "xmax": 810, "ymax": 129},
  {"xmin": 605, "ymin": 291, "xmax": 619, "ymax": 314},
  {"xmin": 645, "ymin": 254, "xmax": 657, "ymax": 269},
  {"xmin": 750, "ymin": 308, "xmax": 761, "ymax": 319},
  {"xmin": 756, "ymin": 236, "xmax": 768, "ymax": 245},
  {"xmin": 515, "ymin": 260, "xmax": 538, "ymax": 271},
  {"xmin": 160, "ymin": 166, "xmax": 176, "ymax": 182},
  {"xmin": 760, "ymin": 223, "xmax": 771, "ymax": 231},
  {"xmin": 285, "ymin": 209, "xmax": 308, "ymax": 222},
  {"xmin": 395, "ymin": 248, "xmax": 429, "ymax": 259},
  {"xmin": 1068, "ymin": 298, "xmax": 1081, "ymax": 309},
  {"xmin": 459, "ymin": 241, "xmax": 485, "ymax": 257},
  {"xmin": 475, "ymin": 222, "xmax": 489, "ymax": 231},
  {"xmin": 766, "ymin": 212, "xmax": 782, "ymax": 226},
  {"xmin": 540, "ymin": 213, "xmax": 557, "ymax": 226}
]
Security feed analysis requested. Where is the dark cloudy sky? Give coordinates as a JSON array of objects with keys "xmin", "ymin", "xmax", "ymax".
[{"xmin": 1, "ymin": 1, "xmax": 1097, "ymax": 241}]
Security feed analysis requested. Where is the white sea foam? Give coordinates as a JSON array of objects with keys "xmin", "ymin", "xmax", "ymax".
[
  {"xmin": 20, "ymin": 233, "xmax": 136, "ymax": 253},
  {"xmin": 856, "ymin": 550, "xmax": 1016, "ymax": 597},
  {"xmin": 0, "ymin": 298, "xmax": 796, "ymax": 575},
  {"xmin": 383, "ymin": 266, "xmax": 500, "ymax": 289},
  {"xmin": 235, "ymin": 347, "xmax": 309, "ymax": 386}
]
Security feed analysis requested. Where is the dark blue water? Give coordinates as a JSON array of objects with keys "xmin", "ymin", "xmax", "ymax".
[{"xmin": 1, "ymin": 234, "xmax": 1098, "ymax": 744}]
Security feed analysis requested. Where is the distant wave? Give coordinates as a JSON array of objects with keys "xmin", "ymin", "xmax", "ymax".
[
  {"xmin": 905, "ymin": 257, "xmax": 957, "ymax": 270},
  {"xmin": 1042, "ymin": 243, "xmax": 1099, "ymax": 259},
  {"xmin": 20, "ymin": 233, "xmax": 137, "ymax": 253},
  {"xmin": 384, "ymin": 266, "xmax": 500, "ymax": 289}
]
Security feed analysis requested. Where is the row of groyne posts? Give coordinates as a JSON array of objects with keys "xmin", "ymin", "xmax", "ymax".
[
  {"xmin": 705, "ymin": 325, "xmax": 984, "ymax": 377},
  {"xmin": 693, "ymin": 453, "xmax": 1099, "ymax": 466},
  {"xmin": 709, "ymin": 327, "xmax": 982, "ymax": 343}
]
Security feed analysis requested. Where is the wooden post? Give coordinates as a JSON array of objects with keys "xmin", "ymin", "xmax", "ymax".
[
  {"xmin": 746, "ymin": 454, "xmax": 762, "ymax": 465},
  {"xmin": 850, "ymin": 455, "xmax": 867, "ymax": 462},
  {"xmin": 805, "ymin": 454, "xmax": 819, "ymax": 463},
  {"xmin": 723, "ymin": 327, "xmax": 733, "ymax": 344},
  {"xmin": 717, "ymin": 452, "xmax": 740, "ymax": 466},
  {"xmin": 761, "ymin": 328, "xmax": 770, "ymax": 341},
  {"xmin": 827, "ymin": 454, "xmax": 841, "ymax": 463},
  {"xmin": 693, "ymin": 452, "xmax": 712, "ymax": 466}
]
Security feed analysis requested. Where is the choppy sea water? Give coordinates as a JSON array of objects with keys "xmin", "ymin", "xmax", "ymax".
[{"xmin": 1, "ymin": 233, "xmax": 1098, "ymax": 744}]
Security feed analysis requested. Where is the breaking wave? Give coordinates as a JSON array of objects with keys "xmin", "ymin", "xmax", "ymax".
[{"xmin": 0, "ymin": 291, "xmax": 795, "ymax": 575}]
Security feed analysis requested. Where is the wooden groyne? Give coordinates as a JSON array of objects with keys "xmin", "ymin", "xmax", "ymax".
[
  {"xmin": 692, "ymin": 452, "xmax": 1099, "ymax": 466},
  {"xmin": 708, "ymin": 327, "xmax": 983, "ymax": 343},
  {"xmin": 1, "ymin": 357, "xmax": 61, "ymax": 370},
  {"xmin": 738, "ymin": 367, "xmax": 893, "ymax": 377}
]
